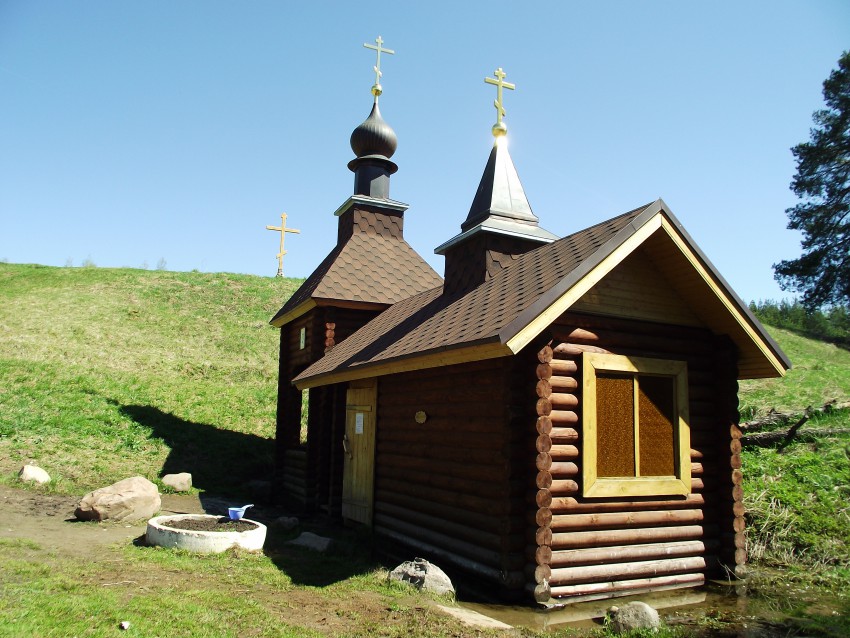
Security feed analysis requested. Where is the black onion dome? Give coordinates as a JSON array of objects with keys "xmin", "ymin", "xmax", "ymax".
[{"xmin": 350, "ymin": 102, "xmax": 397, "ymax": 159}]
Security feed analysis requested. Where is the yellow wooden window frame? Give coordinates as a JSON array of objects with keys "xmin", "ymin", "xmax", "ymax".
[{"xmin": 582, "ymin": 352, "xmax": 691, "ymax": 498}]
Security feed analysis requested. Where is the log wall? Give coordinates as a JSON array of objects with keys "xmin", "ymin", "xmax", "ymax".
[
  {"xmin": 373, "ymin": 356, "xmax": 534, "ymax": 595},
  {"xmin": 530, "ymin": 312, "xmax": 740, "ymax": 604}
]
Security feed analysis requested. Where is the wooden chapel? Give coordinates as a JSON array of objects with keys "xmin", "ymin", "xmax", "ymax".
[{"xmin": 272, "ymin": 60, "xmax": 792, "ymax": 604}]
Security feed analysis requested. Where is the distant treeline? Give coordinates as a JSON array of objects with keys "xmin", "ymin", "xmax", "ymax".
[{"xmin": 750, "ymin": 300, "xmax": 850, "ymax": 347}]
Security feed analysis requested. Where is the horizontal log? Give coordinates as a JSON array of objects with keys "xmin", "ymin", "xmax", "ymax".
[
  {"xmin": 550, "ymin": 494, "xmax": 704, "ymax": 514},
  {"xmin": 374, "ymin": 501, "xmax": 508, "ymax": 552},
  {"xmin": 374, "ymin": 513, "xmax": 522, "ymax": 570},
  {"xmin": 536, "ymin": 544, "xmax": 552, "ymax": 565},
  {"xmin": 551, "ymin": 525, "xmax": 709, "ymax": 550},
  {"xmin": 537, "ymin": 363, "xmax": 553, "ymax": 381},
  {"xmin": 550, "ymin": 461, "xmax": 579, "ymax": 477},
  {"xmin": 379, "ymin": 402, "xmax": 503, "ymax": 421},
  {"xmin": 536, "ymin": 489, "xmax": 552, "ymax": 509},
  {"xmin": 537, "ymin": 398, "xmax": 552, "ymax": 416},
  {"xmin": 550, "ymin": 393, "xmax": 579, "ymax": 409},
  {"xmin": 376, "ymin": 452, "xmax": 508, "ymax": 483},
  {"xmin": 536, "ymin": 470, "xmax": 552, "ymax": 489},
  {"xmin": 536, "ymin": 416, "xmax": 552, "ymax": 434},
  {"xmin": 536, "ymin": 434, "xmax": 552, "ymax": 454},
  {"xmin": 376, "ymin": 488, "xmax": 515, "ymax": 534},
  {"xmin": 535, "ymin": 564, "xmax": 551, "ymax": 584},
  {"xmin": 378, "ymin": 477, "xmax": 515, "ymax": 516},
  {"xmin": 536, "ymin": 379, "xmax": 552, "ymax": 398},
  {"xmin": 549, "ymin": 573, "xmax": 706, "ymax": 598},
  {"xmin": 550, "ymin": 375, "xmax": 578, "ymax": 391},
  {"xmin": 553, "ymin": 342, "xmax": 609, "ymax": 356},
  {"xmin": 692, "ymin": 462, "xmax": 704, "ymax": 475},
  {"xmin": 551, "ymin": 509, "xmax": 704, "ymax": 532},
  {"xmin": 378, "ymin": 427, "xmax": 506, "ymax": 450},
  {"xmin": 735, "ymin": 547, "xmax": 747, "ymax": 566},
  {"xmin": 733, "ymin": 516, "xmax": 745, "ymax": 533},
  {"xmin": 552, "ymin": 326, "xmax": 715, "ymax": 356},
  {"xmin": 732, "ymin": 469, "xmax": 743, "ymax": 485},
  {"xmin": 378, "ymin": 440, "xmax": 508, "ymax": 466},
  {"xmin": 550, "ymin": 540, "xmax": 712, "ymax": 568},
  {"xmin": 536, "ymin": 508, "xmax": 552, "ymax": 527},
  {"xmin": 550, "ymin": 410, "xmax": 579, "ymax": 425},
  {"xmin": 543, "ymin": 359, "xmax": 579, "ymax": 376},
  {"xmin": 536, "ymin": 453, "xmax": 552, "ymax": 471},
  {"xmin": 550, "ymin": 479, "xmax": 579, "ymax": 495},
  {"xmin": 550, "ymin": 445, "xmax": 580, "ymax": 459},
  {"xmin": 551, "ymin": 428, "xmax": 579, "ymax": 442},
  {"xmin": 534, "ymin": 581, "xmax": 552, "ymax": 604},
  {"xmin": 549, "ymin": 556, "xmax": 708, "ymax": 586},
  {"xmin": 536, "ymin": 527, "xmax": 552, "ymax": 546},
  {"xmin": 538, "ymin": 345, "xmax": 554, "ymax": 364},
  {"xmin": 374, "ymin": 525, "xmax": 525, "ymax": 589}
]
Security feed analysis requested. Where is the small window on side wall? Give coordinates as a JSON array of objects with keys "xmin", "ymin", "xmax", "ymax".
[{"xmin": 582, "ymin": 352, "xmax": 690, "ymax": 498}]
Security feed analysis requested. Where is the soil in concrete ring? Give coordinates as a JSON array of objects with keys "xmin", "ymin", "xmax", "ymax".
[{"xmin": 160, "ymin": 516, "xmax": 257, "ymax": 532}]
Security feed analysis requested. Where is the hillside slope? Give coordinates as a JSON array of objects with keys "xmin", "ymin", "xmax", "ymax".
[{"xmin": 0, "ymin": 263, "xmax": 301, "ymax": 494}]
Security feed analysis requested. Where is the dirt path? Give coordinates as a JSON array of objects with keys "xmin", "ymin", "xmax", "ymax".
[{"xmin": 0, "ymin": 483, "xmax": 209, "ymax": 555}]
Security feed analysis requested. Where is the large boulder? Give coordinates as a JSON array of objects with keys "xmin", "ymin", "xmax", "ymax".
[
  {"xmin": 607, "ymin": 601, "xmax": 660, "ymax": 633},
  {"xmin": 389, "ymin": 558, "xmax": 455, "ymax": 596},
  {"xmin": 19, "ymin": 465, "xmax": 51, "ymax": 484},
  {"xmin": 75, "ymin": 476, "xmax": 161, "ymax": 522}
]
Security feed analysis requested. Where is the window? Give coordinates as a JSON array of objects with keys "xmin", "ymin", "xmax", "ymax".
[{"xmin": 582, "ymin": 352, "xmax": 690, "ymax": 497}]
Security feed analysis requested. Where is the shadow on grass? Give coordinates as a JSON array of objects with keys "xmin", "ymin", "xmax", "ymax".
[
  {"xmin": 263, "ymin": 524, "xmax": 382, "ymax": 588},
  {"xmin": 113, "ymin": 402, "xmax": 274, "ymax": 497}
]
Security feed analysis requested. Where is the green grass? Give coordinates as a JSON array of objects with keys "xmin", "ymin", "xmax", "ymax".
[
  {"xmin": 0, "ymin": 263, "xmax": 302, "ymax": 494},
  {"xmin": 1, "ymin": 262, "xmax": 849, "ymax": 635}
]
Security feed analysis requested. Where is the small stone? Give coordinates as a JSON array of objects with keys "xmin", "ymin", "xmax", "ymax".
[
  {"xmin": 270, "ymin": 516, "xmax": 299, "ymax": 531},
  {"xmin": 286, "ymin": 532, "xmax": 333, "ymax": 552},
  {"xmin": 119, "ymin": 621, "xmax": 131, "ymax": 630},
  {"xmin": 162, "ymin": 472, "xmax": 192, "ymax": 492},
  {"xmin": 18, "ymin": 465, "xmax": 51, "ymax": 484},
  {"xmin": 607, "ymin": 601, "xmax": 660, "ymax": 633},
  {"xmin": 389, "ymin": 558, "xmax": 455, "ymax": 596}
]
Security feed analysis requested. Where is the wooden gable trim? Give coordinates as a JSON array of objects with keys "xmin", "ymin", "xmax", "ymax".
[
  {"xmin": 657, "ymin": 217, "xmax": 787, "ymax": 378},
  {"xmin": 505, "ymin": 213, "xmax": 664, "ymax": 354},
  {"xmin": 270, "ymin": 299, "xmax": 317, "ymax": 328},
  {"xmin": 293, "ymin": 341, "xmax": 511, "ymax": 390},
  {"xmin": 504, "ymin": 206, "xmax": 788, "ymax": 379}
]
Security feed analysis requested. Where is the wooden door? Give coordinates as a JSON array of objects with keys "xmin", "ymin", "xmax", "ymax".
[{"xmin": 341, "ymin": 378, "xmax": 377, "ymax": 525}]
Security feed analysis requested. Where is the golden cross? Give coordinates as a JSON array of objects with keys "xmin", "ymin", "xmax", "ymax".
[
  {"xmin": 265, "ymin": 213, "xmax": 300, "ymax": 277},
  {"xmin": 484, "ymin": 67, "xmax": 515, "ymax": 137},
  {"xmin": 363, "ymin": 35, "xmax": 395, "ymax": 98}
]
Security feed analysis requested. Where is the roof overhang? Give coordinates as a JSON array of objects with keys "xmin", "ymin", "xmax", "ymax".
[
  {"xmin": 294, "ymin": 340, "xmax": 511, "ymax": 390},
  {"xmin": 501, "ymin": 201, "xmax": 789, "ymax": 378},
  {"xmin": 269, "ymin": 298, "xmax": 390, "ymax": 328}
]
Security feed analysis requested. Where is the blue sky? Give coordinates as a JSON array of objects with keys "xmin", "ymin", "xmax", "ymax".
[{"xmin": 1, "ymin": 1, "xmax": 848, "ymax": 304}]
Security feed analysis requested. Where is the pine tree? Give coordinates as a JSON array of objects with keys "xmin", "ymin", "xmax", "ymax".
[{"xmin": 774, "ymin": 51, "xmax": 850, "ymax": 308}]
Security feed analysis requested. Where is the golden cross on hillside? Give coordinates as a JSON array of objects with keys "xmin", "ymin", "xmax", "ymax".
[
  {"xmin": 265, "ymin": 213, "xmax": 300, "ymax": 277},
  {"xmin": 363, "ymin": 35, "xmax": 395, "ymax": 98},
  {"xmin": 485, "ymin": 67, "xmax": 515, "ymax": 137}
]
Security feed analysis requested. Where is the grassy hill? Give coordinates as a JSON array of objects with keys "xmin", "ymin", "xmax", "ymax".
[
  {"xmin": 1, "ymin": 262, "xmax": 848, "ymax": 584},
  {"xmin": 0, "ymin": 263, "xmax": 301, "ymax": 495}
]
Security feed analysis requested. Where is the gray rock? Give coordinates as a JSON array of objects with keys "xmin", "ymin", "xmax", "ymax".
[
  {"xmin": 286, "ymin": 532, "xmax": 333, "ymax": 552},
  {"xmin": 162, "ymin": 472, "xmax": 192, "ymax": 492},
  {"xmin": 389, "ymin": 558, "xmax": 455, "ymax": 596},
  {"xmin": 19, "ymin": 465, "xmax": 51, "ymax": 484},
  {"xmin": 75, "ymin": 476, "xmax": 161, "ymax": 522},
  {"xmin": 270, "ymin": 516, "xmax": 299, "ymax": 531},
  {"xmin": 607, "ymin": 601, "xmax": 660, "ymax": 633}
]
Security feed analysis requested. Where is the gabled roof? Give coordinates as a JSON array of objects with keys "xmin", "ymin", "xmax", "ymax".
[
  {"xmin": 270, "ymin": 229, "xmax": 443, "ymax": 327},
  {"xmin": 293, "ymin": 199, "xmax": 790, "ymax": 388}
]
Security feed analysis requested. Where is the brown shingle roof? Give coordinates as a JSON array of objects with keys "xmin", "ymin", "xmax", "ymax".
[
  {"xmin": 270, "ymin": 231, "xmax": 443, "ymax": 326},
  {"xmin": 294, "ymin": 203, "xmax": 653, "ymax": 383}
]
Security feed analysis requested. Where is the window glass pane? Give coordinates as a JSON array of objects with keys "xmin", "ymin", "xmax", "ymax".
[
  {"xmin": 638, "ymin": 375, "xmax": 676, "ymax": 476},
  {"xmin": 596, "ymin": 373, "xmax": 635, "ymax": 477}
]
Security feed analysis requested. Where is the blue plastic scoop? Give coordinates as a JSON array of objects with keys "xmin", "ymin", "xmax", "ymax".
[{"xmin": 228, "ymin": 504, "xmax": 254, "ymax": 520}]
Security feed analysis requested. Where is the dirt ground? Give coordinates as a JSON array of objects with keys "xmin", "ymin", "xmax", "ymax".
[{"xmin": 0, "ymin": 483, "xmax": 442, "ymax": 636}]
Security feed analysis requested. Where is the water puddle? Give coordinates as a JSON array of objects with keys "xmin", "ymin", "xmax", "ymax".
[{"xmin": 460, "ymin": 574, "xmax": 848, "ymax": 634}]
